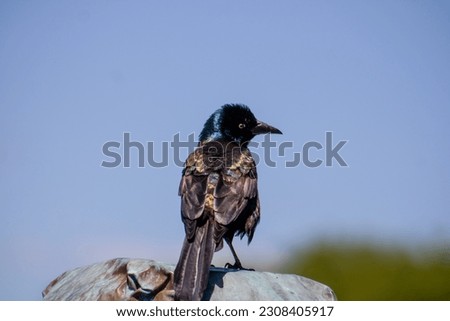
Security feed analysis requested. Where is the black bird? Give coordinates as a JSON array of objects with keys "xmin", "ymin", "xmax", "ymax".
[{"xmin": 173, "ymin": 104, "xmax": 282, "ymax": 301}]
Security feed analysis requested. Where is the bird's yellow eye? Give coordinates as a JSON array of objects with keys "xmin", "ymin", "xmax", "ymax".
[{"xmin": 238, "ymin": 123, "xmax": 246, "ymax": 129}]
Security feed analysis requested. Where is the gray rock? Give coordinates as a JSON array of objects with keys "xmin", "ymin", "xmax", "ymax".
[
  {"xmin": 42, "ymin": 258, "xmax": 336, "ymax": 301},
  {"xmin": 205, "ymin": 267, "xmax": 336, "ymax": 300}
]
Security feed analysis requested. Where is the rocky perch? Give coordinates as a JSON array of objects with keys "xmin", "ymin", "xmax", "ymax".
[{"xmin": 42, "ymin": 258, "xmax": 336, "ymax": 301}]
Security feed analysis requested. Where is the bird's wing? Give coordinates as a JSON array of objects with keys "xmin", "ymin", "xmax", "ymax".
[
  {"xmin": 178, "ymin": 149, "xmax": 209, "ymax": 240},
  {"xmin": 213, "ymin": 148, "xmax": 259, "ymax": 227},
  {"xmin": 179, "ymin": 143, "xmax": 259, "ymax": 241}
]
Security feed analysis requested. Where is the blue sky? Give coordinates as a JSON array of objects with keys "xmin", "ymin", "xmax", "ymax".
[{"xmin": 1, "ymin": 1, "xmax": 449, "ymax": 300}]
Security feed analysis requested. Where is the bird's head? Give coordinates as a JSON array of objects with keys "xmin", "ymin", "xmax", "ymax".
[{"xmin": 199, "ymin": 104, "xmax": 282, "ymax": 144}]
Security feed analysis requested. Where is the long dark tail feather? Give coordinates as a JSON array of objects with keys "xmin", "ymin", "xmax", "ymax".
[{"xmin": 174, "ymin": 219, "xmax": 216, "ymax": 300}]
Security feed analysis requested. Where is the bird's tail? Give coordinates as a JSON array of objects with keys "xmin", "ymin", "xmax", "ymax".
[{"xmin": 173, "ymin": 218, "xmax": 216, "ymax": 300}]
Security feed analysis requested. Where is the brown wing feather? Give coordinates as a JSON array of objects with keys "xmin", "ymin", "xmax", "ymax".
[
  {"xmin": 214, "ymin": 169, "xmax": 257, "ymax": 225},
  {"xmin": 179, "ymin": 142, "xmax": 260, "ymax": 244},
  {"xmin": 178, "ymin": 150, "xmax": 209, "ymax": 240},
  {"xmin": 213, "ymin": 147, "xmax": 260, "ymax": 241}
]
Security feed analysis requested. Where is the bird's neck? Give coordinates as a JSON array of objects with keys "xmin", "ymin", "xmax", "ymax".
[{"xmin": 199, "ymin": 138, "xmax": 249, "ymax": 149}]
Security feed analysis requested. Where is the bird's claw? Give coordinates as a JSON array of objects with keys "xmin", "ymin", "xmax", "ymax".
[
  {"xmin": 224, "ymin": 262, "xmax": 255, "ymax": 271},
  {"xmin": 224, "ymin": 262, "xmax": 236, "ymax": 269}
]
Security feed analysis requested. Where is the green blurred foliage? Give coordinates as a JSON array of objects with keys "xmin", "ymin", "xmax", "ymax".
[{"xmin": 284, "ymin": 241, "xmax": 450, "ymax": 300}]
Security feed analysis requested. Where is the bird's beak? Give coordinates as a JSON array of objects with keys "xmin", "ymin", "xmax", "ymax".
[{"xmin": 252, "ymin": 120, "xmax": 283, "ymax": 135}]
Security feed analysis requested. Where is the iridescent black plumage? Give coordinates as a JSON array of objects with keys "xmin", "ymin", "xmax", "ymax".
[{"xmin": 174, "ymin": 104, "xmax": 282, "ymax": 301}]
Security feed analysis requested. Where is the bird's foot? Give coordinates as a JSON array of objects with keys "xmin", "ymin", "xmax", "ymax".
[{"xmin": 224, "ymin": 262, "xmax": 255, "ymax": 271}]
